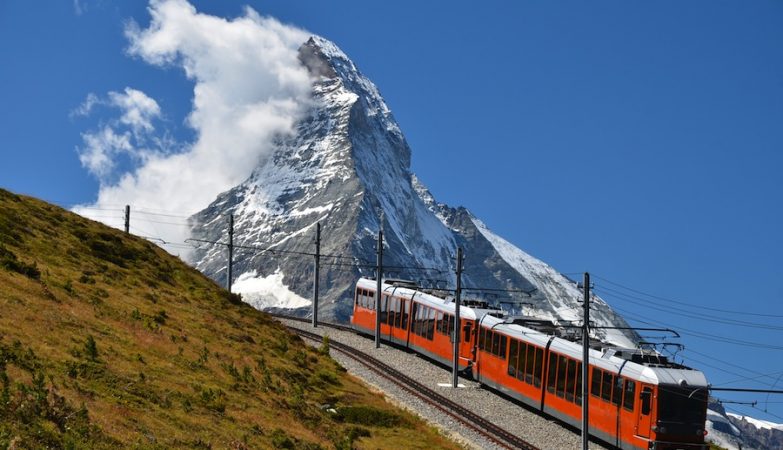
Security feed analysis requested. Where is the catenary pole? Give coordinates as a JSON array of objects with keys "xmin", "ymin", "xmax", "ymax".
[
  {"xmin": 124, "ymin": 205, "xmax": 130, "ymax": 234},
  {"xmin": 582, "ymin": 272, "xmax": 590, "ymax": 450},
  {"xmin": 375, "ymin": 229, "xmax": 383, "ymax": 348},
  {"xmin": 227, "ymin": 214, "xmax": 234, "ymax": 293},
  {"xmin": 452, "ymin": 247, "xmax": 464, "ymax": 388},
  {"xmin": 312, "ymin": 222, "xmax": 321, "ymax": 328}
]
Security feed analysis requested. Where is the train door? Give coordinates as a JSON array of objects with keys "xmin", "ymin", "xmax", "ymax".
[
  {"xmin": 459, "ymin": 319, "xmax": 473, "ymax": 362},
  {"xmin": 636, "ymin": 385, "xmax": 653, "ymax": 439}
]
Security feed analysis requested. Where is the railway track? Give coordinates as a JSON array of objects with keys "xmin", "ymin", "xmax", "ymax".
[{"xmin": 274, "ymin": 314, "xmax": 539, "ymax": 450}]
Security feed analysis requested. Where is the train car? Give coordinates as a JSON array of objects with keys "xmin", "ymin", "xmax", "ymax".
[
  {"xmin": 351, "ymin": 278, "xmax": 709, "ymax": 450},
  {"xmin": 351, "ymin": 277, "xmax": 478, "ymax": 370}
]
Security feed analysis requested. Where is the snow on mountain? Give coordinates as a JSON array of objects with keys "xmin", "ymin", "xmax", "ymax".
[
  {"xmin": 232, "ymin": 269, "xmax": 311, "ymax": 310},
  {"xmin": 472, "ymin": 218, "xmax": 636, "ymax": 348},
  {"xmin": 728, "ymin": 413, "xmax": 783, "ymax": 432},
  {"xmin": 184, "ymin": 32, "xmax": 783, "ymax": 450},
  {"xmin": 189, "ymin": 35, "xmax": 638, "ymax": 346}
]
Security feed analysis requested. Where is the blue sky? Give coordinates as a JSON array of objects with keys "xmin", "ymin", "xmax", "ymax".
[{"xmin": 1, "ymin": 0, "xmax": 782, "ymax": 424}]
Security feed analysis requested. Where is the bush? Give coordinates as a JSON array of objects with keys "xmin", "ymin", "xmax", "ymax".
[
  {"xmin": 0, "ymin": 245, "xmax": 40, "ymax": 280},
  {"xmin": 84, "ymin": 336, "xmax": 98, "ymax": 362},
  {"xmin": 319, "ymin": 335, "xmax": 330, "ymax": 356},
  {"xmin": 335, "ymin": 405, "xmax": 406, "ymax": 428}
]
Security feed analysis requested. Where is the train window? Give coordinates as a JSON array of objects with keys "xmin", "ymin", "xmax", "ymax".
[
  {"xmin": 601, "ymin": 372, "xmax": 613, "ymax": 402},
  {"xmin": 491, "ymin": 332, "xmax": 500, "ymax": 356},
  {"xmin": 363, "ymin": 290, "xmax": 370, "ymax": 309},
  {"xmin": 522, "ymin": 344, "xmax": 533, "ymax": 384},
  {"xmin": 575, "ymin": 362, "xmax": 583, "ymax": 405},
  {"xmin": 388, "ymin": 297, "xmax": 397, "ymax": 326},
  {"xmin": 435, "ymin": 311, "xmax": 444, "ymax": 334},
  {"xmin": 426, "ymin": 308, "xmax": 435, "ymax": 340},
  {"xmin": 533, "ymin": 348, "xmax": 543, "ymax": 387},
  {"xmin": 417, "ymin": 306, "xmax": 426, "ymax": 336},
  {"xmin": 402, "ymin": 300, "xmax": 410, "ymax": 329},
  {"xmin": 556, "ymin": 355, "xmax": 567, "ymax": 398},
  {"xmin": 612, "ymin": 375, "xmax": 623, "ymax": 406},
  {"xmin": 518, "ymin": 342, "xmax": 529, "ymax": 383},
  {"xmin": 418, "ymin": 305, "xmax": 425, "ymax": 336},
  {"xmin": 380, "ymin": 295, "xmax": 389, "ymax": 324},
  {"xmin": 565, "ymin": 358, "xmax": 577, "ymax": 402},
  {"xmin": 508, "ymin": 339, "xmax": 519, "ymax": 378},
  {"xmin": 623, "ymin": 380, "xmax": 635, "ymax": 411},
  {"xmin": 546, "ymin": 353, "xmax": 557, "ymax": 394},
  {"xmin": 499, "ymin": 335, "xmax": 507, "ymax": 358},
  {"xmin": 591, "ymin": 368, "xmax": 602, "ymax": 398},
  {"xmin": 640, "ymin": 387, "xmax": 652, "ymax": 415},
  {"xmin": 411, "ymin": 303, "xmax": 419, "ymax": 335},
  {"xmin": 438, "ymin": 313, "xmax": 451, "ymax": 336},
  {"xmin": 463, "ymin": 322, "xmax": 471, "ymax": 342}
]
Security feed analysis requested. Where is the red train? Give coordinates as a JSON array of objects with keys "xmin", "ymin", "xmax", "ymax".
[{"xmin": 351, "ymin": 277, "xmax": 709, "ymax": 450}]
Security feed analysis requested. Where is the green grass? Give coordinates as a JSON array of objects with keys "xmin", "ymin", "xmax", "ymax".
[{"xmin": 0, "ymin": 188, "xmax": 461, "ymax": 449}]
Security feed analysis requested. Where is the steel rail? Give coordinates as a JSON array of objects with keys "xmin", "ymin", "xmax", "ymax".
[{"xmin": 273, "ymin": 314, "xmax": 539, "ymax": 450}]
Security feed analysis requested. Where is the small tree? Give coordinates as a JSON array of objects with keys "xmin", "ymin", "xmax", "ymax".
[
  {"xmin": 84, "ymin": 335, "xmax": 98, "ymax": 361},
  {"xmin": 319, "ymin": 335, "xmax": 330, "ymax": 356}
]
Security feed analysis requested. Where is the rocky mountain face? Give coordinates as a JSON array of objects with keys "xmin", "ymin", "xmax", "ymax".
[
  {"xmin": 189, "ymin": 35, "xmax": 637, "ymax": 346},
  {"xmin": 186, "ymin": 35, "xmax": 778, "ymax": 449},
  {"xmin": 729, "ymin": 413, "xmax": 783, "ymax": 450}
]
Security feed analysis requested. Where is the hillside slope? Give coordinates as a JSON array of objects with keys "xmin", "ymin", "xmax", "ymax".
[{"xmin": 0, "ymin": 188, "xmax": 459, "ymax": 449}]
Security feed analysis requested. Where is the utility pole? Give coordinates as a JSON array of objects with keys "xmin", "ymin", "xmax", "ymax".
[
  {"xmin": 124, "ymin": 205, "xmax": 130, "ymax": 234},
  {"xmin": 452, "ymin": 247, "xmax": 464, "ymax": 388},
  {"xmin": 227, "ymin": 214, "xmax": 234, "ymax": 293},
  {"xmin": 582, "ymin": 271, "xmax": 590, "ymax": 450},
  {"xmin": 375, "ymin": 229, "xmax": 383, "ymax": 349},
  {"xmin": 312, "ymin": 222, "xmax": 321, "ymax": 328}
]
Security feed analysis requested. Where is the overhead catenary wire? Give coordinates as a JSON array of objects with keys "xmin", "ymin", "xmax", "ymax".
[
  {"xmin": 610, "ymin": 304, "xmax": 783, "ymax": 351},
  {"xmin": 593, "ymin": 274, "xmax": 783, "ymax": 318},
  {"xmin": 596, "ymin": 286, "xmax": 783, "ymax": 331}
]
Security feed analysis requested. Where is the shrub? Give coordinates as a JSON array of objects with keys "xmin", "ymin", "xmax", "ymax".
[
  {"xmin": 335, "ymin": 405, "xmax": 405, "ymax": 428},
  {"xmin": 319, "ymin": 335, "xmax": 330, "ymax": 356},
  {"xmin": 84, "ymin": 336, "xmax": 98, "ymax": 362},
  {"xmin": 0, "ymin": 245, "xmax": 40, "ymax": 280}
]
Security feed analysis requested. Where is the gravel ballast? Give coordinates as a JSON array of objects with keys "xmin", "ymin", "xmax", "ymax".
[{"xmin": 279, "ymin": 319, "xmax": 611, "ymax": 450}]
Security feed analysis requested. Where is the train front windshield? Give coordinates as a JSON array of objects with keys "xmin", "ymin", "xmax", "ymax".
[{"xmin": 657, "ymin": 385, "xmax": 707, "ymax": 426}]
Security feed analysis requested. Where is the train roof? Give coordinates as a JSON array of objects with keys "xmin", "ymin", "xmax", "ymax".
[
  {"xmin": 480, "ymin": 307, "xmax": 708, "ymax": 388},
  {"xmin": 356, "ymin": 278, "xmax": 707, "ymax": 388}
]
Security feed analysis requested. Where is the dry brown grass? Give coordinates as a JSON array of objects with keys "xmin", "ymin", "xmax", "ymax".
[{"xmin": 0, "ymin": 188, "xmax": 461, "ymax": 449}]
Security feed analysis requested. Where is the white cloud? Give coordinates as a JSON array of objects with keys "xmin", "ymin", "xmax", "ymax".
[
  {"xmin": 75, "ymin": 87, "xmax": 161, "ymax": 179},
  {"xmin": 78, "ymin": 126, "xmax": 133, "ymax": 177},
  {"xmin": 74, "ymin": 0, "xmax": 313, "ymax": 258},
  {"xmin": 71, "ymin": 92, "xmax": 99, "ymax": 117},
  {"xmin": 108, "ymin": 87, "xmax": 161, "ymax": 137}
]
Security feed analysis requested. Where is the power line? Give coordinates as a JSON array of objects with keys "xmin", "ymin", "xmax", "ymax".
[
  {"xmin": 597, "ymin": 287, "xmax": 783, "ymax": 331},
  {"xmin": 612, "ymin": 304, "xmax": 783, "ymax": 351},
  {"xmin": 132, "ymin": 217, "xmax": 191, "ymax": 227},
  {"xmin": 132, "ymin": 210, "xmax": 191, "ymax": 219},
  {"xmin": 593, "ymin": 274, "xmax": 783, "ymax": 318}
]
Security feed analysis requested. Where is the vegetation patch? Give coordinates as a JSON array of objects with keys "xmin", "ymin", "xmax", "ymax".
[
  {"xmin": 335, "ymin": 405, "xmax": 408, "ymax": 428},
  {"xmin": 0, "ymin": 245, "xmax": 40, "ymax": 280},
  {"xmin": 0, "ymin": 339, "xmax": 116, "ymax": 449},
  {"xmin": 0, "ymin": 189, "xmax": 462, "ymax": 449}
]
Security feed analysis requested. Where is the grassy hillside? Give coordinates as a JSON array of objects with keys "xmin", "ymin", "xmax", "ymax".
[{"xmin": 0, "ymin": 189, "xmax": 459, "ymax": 449}]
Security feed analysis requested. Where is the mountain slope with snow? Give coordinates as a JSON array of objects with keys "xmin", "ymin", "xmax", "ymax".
[{"xmin": 189, "ymin": 35, "xmax": 637, "ymax": 347}]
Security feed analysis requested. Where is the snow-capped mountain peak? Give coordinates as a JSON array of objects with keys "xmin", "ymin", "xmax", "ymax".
[{"xmin": 190, "ymin": 34, "xmax": 637, "ymax": 344}]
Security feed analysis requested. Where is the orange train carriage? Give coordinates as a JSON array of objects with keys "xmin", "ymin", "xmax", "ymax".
[{"xmin": 350, "ymin": 277, "xmax": 709, "ymax": 450}]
